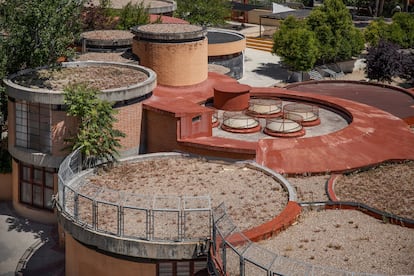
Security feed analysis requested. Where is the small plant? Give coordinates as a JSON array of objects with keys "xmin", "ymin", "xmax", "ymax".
[
  {"xmin": 63, "ymin": 83, "xmax": 125, "ymax": 167},
  {"xmin": 117, "ymin": 2, "xmax": 150, "ymax": 30},
  {"xmin": 365, "ymin": 39, "xmax": 402, "ymax": 83}
]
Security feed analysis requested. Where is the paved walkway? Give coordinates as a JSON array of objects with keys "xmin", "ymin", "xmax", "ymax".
[{"xmin": 0, "ymin": 202, "xmax": 64, "ymax": 276}]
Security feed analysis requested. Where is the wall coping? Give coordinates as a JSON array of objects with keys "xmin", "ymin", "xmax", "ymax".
[{"xmin": 4, "ymin": 61, "xmax": 156, "ymax": 104}]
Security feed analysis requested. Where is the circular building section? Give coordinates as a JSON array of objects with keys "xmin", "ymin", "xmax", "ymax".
[
  {"xmin": 207, "ymin": 29, "xmax": 246, "ymax": 79},
  {"xmin": 80, "ymin": 30, "xmax": 135, "ymax": 52},
  {"xmin": 57, "ymin": 151, "xmax": 291, "ymax": 275},
  {"xmin": 132, "ymin": 23, "xmax": 208, "ymax": 86},
  {"xmin": 4, "ymin": 61, "xmax": 156, "ymax": 223}
]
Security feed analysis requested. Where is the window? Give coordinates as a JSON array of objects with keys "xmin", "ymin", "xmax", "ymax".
[
  {"xmin": 19, "ymin": 162, "xmax": 55, "ymax": 210},
  {"xmin": 15, "ymin": 101, "xmax": 51, "ymax": 153}
]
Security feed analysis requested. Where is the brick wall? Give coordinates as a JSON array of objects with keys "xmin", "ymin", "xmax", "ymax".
[
  {"xmin": 113, "ymin": 102, "xmax": 142, "ymax": 153},
  {"xmin": 51, "ymin": 110, "xmax": 78, "ymax": 157}
]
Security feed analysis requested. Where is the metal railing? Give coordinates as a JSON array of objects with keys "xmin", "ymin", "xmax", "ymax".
[
  {"xmin": 57, "ymin": 149, "xmax": 212, "ymax": 242},
  {"xmin": 211, "ymin": 203, "xmax": 384, "ymax": 276}
]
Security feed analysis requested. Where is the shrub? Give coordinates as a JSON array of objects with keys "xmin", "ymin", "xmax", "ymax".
[
  {"xmin": 364, "ymin": 18, "xmax": 390, "ymax": 47},
  {"xmin": 175, "ymin": 0, "xmax": 231, "ymax": 26},
  {"xmin": 391, "ymin": 12, "xmax": 414, "ymax": 48},
  {"xmin": 0, "ymin": 0, "xmax": 82, "ymax": 72},
  {"xmin": 365, "ymin": 13, "xmax": 414, "ymax": 49},
  {"xmin": 63, "ymin": 83, "xmax": 125, "ymax": 167},
  {"xmin": 117, "ymin": 2, "xmax": 150, "ymax": 30},
  {"xmin": 365, "ymin": 39, "xmax": 402, "ymax": 83},
  {"xmin": 400, "ymin": 51, "xmax": 414, "ymax": 82},
  {"xmin": 81, "ymin": 1, "xmax": 118, "ymax": 31},
  {"xmin": 306, "ymin": 0, "xmax": 365, "ymax": 63},
  {"xmin": 273, "ymin": 16, "xmax": 319, "ymax": 72}
]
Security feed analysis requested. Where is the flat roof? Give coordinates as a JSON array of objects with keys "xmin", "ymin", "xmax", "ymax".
[{"xmin": 260, "ymin": 8, "xmax": 312, "ymax": 20}]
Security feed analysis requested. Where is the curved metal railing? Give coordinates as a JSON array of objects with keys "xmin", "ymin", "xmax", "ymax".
[
  {"xmin": 211, "ymin": 203, "xmax": 385, "ymax": 276},
  {"xmin": 57, "ymin": 149, "xmax": 211, "ymax": 242}
]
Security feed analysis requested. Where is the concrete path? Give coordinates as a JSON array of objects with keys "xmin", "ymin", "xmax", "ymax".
[
  {"xmin": 238, "ymin": 48, "xmax": 288, "ymax": 87},
  {"xmin": 0, "ymin": 201, "xmax": 64, "ymax": 276}
]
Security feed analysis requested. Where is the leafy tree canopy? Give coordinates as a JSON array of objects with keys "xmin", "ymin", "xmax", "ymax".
[
  {"xmin": 273, "ymin": 16, "xmax": 319, "ymax": 72},
  {"xmin": 64, "ymin": 83, "xmax": 125, "ymax": 167},
  {"xmin": 0, "ymin": 0, "xmax": 83, "ymax": 129},
  {"xmin": 0, "ymin": 0, "xmax": 83, "ymax": 73},
  {"xmin": 117, "ymin": 2, "xmax": 150, "ymax": 30},
  {"xmin": 306, "ymin": 0, "xmax": 364, "ymax": 63},
  {"xmin": 81, "ymin": 0, "xmax": 151, "ymax": 31},
  {"xmin": 273, "ymin": 0, "xmax": 364, "ymax": 71},
  {"xmin": 175, "ymin": 0, "xmax": 231, "ymax": 26},
  {"xmin": 365, "ymin": 13, "xmax": 414, "ymax": 48}
]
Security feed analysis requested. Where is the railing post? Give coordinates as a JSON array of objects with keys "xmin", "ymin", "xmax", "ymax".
[
  {"xmin": 212, "ymin": 221, "xmax": 217, "ymax": 255},
  {"xmin": 240, "ymin": 255, "xmax": 245, "ymax": 276},
  {"xmin": 222, "ymin": 242, "xmax": 227, "ymax": 274},
  {"xmin": 93, "ymin": 200, "xmax": 97, "ymax": 231},
  {"xmin": 118, "ymin": 205, "xmax": 123, "ymax": 237},
  {"xmin": 74, "ymin": 193, "xmax": 79, "ymax": 220},
  {"xmin": 148, "ymin": 209, "xmax": 153, "ymax": 240}
]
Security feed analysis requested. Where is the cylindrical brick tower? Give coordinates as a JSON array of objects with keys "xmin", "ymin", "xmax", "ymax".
[{"xmin": 132, "ymin": 23, "xmax": 208, "ymax": 87}]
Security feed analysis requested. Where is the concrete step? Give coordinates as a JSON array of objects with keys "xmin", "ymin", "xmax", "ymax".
[{"xmin": 246, "ymin": 38, "xmax": 274, "ymax": 52}]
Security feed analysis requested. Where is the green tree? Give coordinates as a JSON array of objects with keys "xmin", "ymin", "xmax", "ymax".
[
  {"xmin": 175, "ymin": 0, "xmax": 231, "ymax": 26},
  {"xmin": 365, "ymin": 13, "xmax": 414, "ymax": 49},
  {"xmin": 273, "ymin": 16, "xmax": 319, "ymax": 72},
  {"xmin": 64, "ymin": 84, "xmax": 125, "ymax": 167},
  {"xmin": 390, "ymin": 12, "xmax": 414, "ymax": 48},
  {"xmin": 0, "ymin": 0, "xmax": 82, "ymax": 131},
  {"xmin": 117, "ymin": 2, "xmax": 150, "ymax": 30},
  {"xmin": 306, "ymin": 0, "xmax": 365, "ymax": 64},
  {"xmin": 0, "ymin": 0, "xmax": 83, "ymax": 73},
  {"xmin": 364, "ymin": 18, "xmax": 390, "ymax": 47}
]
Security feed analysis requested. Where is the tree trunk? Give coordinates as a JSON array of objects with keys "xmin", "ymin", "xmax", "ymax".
[
  {"xmin": 378, "ymin": 0, "xmax": 385, "ymax": 16},
  {"xmin": 403, "ymin": 0, "xmax": 409, "ymax": 12}
]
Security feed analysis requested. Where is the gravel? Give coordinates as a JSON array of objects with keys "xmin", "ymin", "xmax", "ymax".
[
  {"xmin": 257, "ymin": 209, "xmax": 414, "ymax": 275},
  {"xmin": 13, "ymin": 65, "xmax": 147, "ymax": 90},
  {"xmin": 86, "ymin": 157, "xmax": 289, "ymax": 231}
]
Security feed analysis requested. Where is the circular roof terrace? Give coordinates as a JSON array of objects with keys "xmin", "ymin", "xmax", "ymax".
[
  {"xmin": 57, "ymin": 151, "xmax": 293, "ymax": 260},
  {"xmin": 4, "ymin": 61, "xmax": 156, "ymax": 104},
  {"xmin": 132, "ymin": 23, "xmax": 207, "ymax": 41}
]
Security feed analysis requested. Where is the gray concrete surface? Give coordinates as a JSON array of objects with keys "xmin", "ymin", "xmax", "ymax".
[
  {"xmin": 0, "ymin": 201, "xmax": 64, "ymax": 276},
  {"xmin": 239, "ymin": 48, "xmax": 288, "ymax": 87}
]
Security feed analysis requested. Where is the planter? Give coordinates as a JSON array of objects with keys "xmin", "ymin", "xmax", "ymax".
[{"xmin": 337, "ymin": 59, "xmax": 356, "ymax": 74}]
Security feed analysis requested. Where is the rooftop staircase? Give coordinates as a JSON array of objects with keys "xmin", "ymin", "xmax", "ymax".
[{"xmin": 246, "ymin": 37, "xmax": 274, "ymax": 52}]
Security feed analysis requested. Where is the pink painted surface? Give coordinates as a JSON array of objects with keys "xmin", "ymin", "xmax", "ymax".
[{"xmin": 145, "ymin": 75, "xmax": 414, "ymax": 174}]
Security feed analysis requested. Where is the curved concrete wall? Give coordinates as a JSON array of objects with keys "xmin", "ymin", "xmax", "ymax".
[
  {"xmin": 133, "ymin": 39, "xmax": 208, "ymax": 86},
  {"xmin": 4, "ymin": 61, "xmax": 156, "ymax": 105}
]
